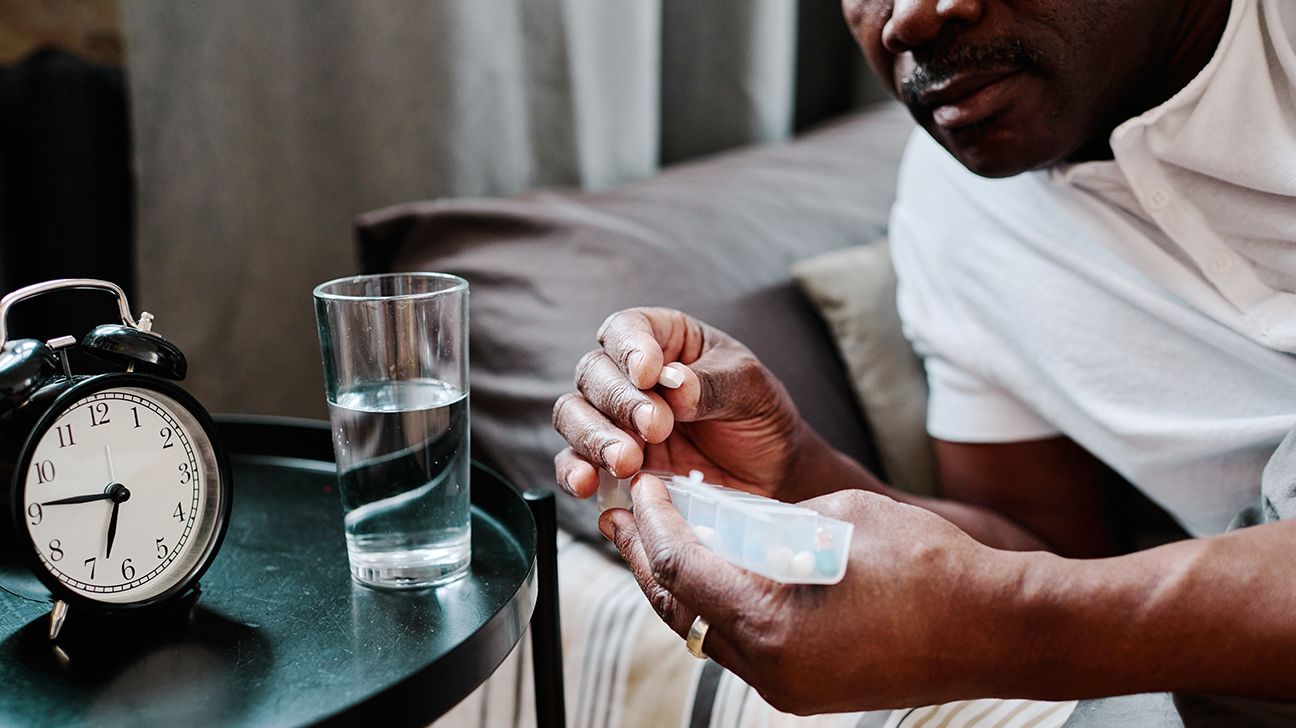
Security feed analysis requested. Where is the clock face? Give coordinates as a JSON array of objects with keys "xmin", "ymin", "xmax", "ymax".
[{"xmin": 21, "ymin": 385, "xmax": 223, "ymax": 604}]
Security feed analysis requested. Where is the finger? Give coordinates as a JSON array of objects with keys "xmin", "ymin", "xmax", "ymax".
[
  {"xmin": 551, "ymin": 393, "xmax": 643, "ymax": 478},
  {"xmin": 599, "ymin": 507, "xmax": 755, "ymax": 674},
  {"xmin": 597, "ymin": 308, "xmax": 779, "ymax": 425},
  {"xmin": 596, "ymin": 308, "xmax": 707, "ymax": 388},
  {"xmin": 575, "ymin": 350, "xmax": 674, "ymax": 443},
  {"xmin": 599, "ymin": 507, "xmax": 695, "ymax": 635},
  {"xmin": 626, "ymin": 475, "xmax": 762, "ymax": 626},
  {"xmin": 657, "ymin": 349, "xmax": 783, "ymax": 424},
  {"xmin": 553, "ymin": 447, "xmax": 599, "ymax": 498}
]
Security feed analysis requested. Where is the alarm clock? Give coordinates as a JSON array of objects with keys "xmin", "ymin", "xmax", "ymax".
[{"xmin": 0, "ymin": 278, "xmax": 231, "ymax": 640}]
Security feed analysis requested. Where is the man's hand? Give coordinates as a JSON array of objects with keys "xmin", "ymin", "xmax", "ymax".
[
  {"xmin": 549, "ymin": 306, "xmax": 1055, "ymax": 549},
  {"xmin": 607, "ymin": 475, "xmax": 1296, "ymax": 708},
  {"xmin": 552, "ymin": 307, "xmax": 808, "ymax": 501},
  {"xmin": 599, "ymin": 474, "xmax": 1024, "ymax": 713}
]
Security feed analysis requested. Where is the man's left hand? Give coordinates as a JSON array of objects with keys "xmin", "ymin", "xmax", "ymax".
[{"xmin": 599, "ymin": 474, "xmax": 1027, "ymax": 714}]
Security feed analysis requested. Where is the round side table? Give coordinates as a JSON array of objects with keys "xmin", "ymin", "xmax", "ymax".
[{"xmin": 0, "ymin": 416, "xmax": 563, "ymax": 727}]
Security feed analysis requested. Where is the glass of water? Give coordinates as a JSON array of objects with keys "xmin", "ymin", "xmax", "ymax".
[{"xmin": 313, "ymin": 273, "xmax": 470, "ymax": 589}]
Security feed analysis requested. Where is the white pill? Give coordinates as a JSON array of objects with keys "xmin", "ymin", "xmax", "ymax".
[
  {"xmin": 657, "ymin": 364, "xmax": 687, "ymax": 389},
  {"xmin": 693, "ymin": 525, "xmax": 716, "ymax": 547},
  {"xmin": 767, "ymin": 546, "xmax": 794, "ymax": 573},
  {"xmin": 790, "ymin": 550, "xmax": 816, "ymax": 578}
]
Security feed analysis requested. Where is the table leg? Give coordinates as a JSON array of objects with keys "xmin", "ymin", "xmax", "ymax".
[{"xmin": 524, "ymin": 489, "xmax": 566, "ymax": 728}]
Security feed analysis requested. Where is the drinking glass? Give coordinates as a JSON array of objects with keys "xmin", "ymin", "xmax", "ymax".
[{"xmin": 313, "ymin": 273, "xmax": 470, "ymax": 589}]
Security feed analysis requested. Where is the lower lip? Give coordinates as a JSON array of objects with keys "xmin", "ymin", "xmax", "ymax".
[{"xmin": 931, "ymin": 72, "xmax": 1023, "ymax": 129}]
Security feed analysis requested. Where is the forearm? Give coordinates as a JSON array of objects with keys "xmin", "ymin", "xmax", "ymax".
[
  {"xmin": 998, "ymin": 520, "xmax": 1296, "ymax": 700},
  {"xmin": 786, "ymin": 427, "xmax": 1049, "ymax": 551}
]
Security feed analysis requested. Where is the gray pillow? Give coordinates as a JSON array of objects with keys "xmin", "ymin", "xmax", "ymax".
[{"xmin": 357, "ymin": 104, "xmax": 914, "ymax": 542}]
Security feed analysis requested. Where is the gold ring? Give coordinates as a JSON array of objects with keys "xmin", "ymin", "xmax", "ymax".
[{"xmin": 686, "ymin": 615, "xmax": 710, "ymax": 659}]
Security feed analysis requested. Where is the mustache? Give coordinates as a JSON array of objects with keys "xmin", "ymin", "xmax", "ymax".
[{"xmin": 899, "ymin": 38, "xmax": 1044, "ymax": 105}]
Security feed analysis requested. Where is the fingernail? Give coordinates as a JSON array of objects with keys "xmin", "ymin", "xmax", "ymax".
[
  {"xmin": 599, "ymin": 518, "xmax": 615, "ymax": 541},
  {"xmin": 556, "ymin": 472, "xmax": 573, "ymax": 496},
  {"xmin": 605, "ymin": 443, "xmax": 625, "ymax": 478},
  {"xmin": 628, "ymin": 350, "xmax": 647, "ymax": 379},
  {"xmin": 632, "ymin": 404, "xmax": 654, "ymax": 438}
]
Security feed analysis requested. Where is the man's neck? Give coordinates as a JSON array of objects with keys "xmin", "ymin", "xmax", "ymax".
[{"xmin": 1069, "ymin": 0, "xmax": 1233, "ymax": 164}]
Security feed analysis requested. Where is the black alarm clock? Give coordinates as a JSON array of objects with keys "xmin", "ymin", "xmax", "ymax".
[{"xmin": 0, "ymin": 278, "xmax": 231, "ymax": 640}]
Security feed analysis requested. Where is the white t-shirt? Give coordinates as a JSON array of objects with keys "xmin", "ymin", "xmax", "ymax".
[{"xmin": 889, "ymin": 0, "xmax": 1296, "ymax": 537}]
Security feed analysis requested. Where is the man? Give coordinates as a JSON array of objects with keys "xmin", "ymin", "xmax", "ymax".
[{"xmin": 552, "ymin": 0, "xmax": 1296, "ymax": 716}]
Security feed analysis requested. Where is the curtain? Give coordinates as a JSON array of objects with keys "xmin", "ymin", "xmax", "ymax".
[
  {"xmin": 122, "ymin": 0, "xmax": 884, "ymax": 417},
  {"xmin": 0, "ymin": 48, "xmax": 134, "ymax": 368}
]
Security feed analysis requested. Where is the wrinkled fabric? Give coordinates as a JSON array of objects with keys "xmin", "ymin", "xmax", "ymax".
[
  {"xmin": 1230, "ymin": 424, "xmax": 1296, "ymax": 528},
  {"xmin": 122, "ymin": 0, "xmax": 884, "ymax": 417}
]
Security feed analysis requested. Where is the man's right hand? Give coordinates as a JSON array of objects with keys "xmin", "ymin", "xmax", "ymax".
[{"xmin": 552, "ymin": 307, "xmax": 808, "ymax": 500}]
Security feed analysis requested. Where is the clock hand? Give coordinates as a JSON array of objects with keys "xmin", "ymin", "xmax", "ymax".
[
  {"xmin": 41, "ymin": 483, "xmax": 130, "ymax": 507},
  {"xmin": 105, "ymin": 444, "xmax": 115, "ymax": 482},
  {"xmin": 106, "ymin": 499, "xmax": 120, "ymax": 560},
  {"xmin": 42, "ymin": 491, "xmax": 115, "ymax": 506}
]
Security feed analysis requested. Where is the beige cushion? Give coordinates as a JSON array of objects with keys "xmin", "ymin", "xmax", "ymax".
[{"xmin": 792, "ymin": 239, "xmax": 936, "ymax": 496}]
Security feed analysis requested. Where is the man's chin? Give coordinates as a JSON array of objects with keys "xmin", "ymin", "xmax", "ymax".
[{"xmin": 925, "ymin": 118, "xmax": 1059, "ymax": 179}]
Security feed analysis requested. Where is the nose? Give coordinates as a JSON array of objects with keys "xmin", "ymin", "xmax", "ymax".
[{"xmin": 882, "ymin": 0, "xmax": 985, "ymax": 53}]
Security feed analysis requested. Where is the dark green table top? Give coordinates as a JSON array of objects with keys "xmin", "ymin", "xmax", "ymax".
[{"xmin": 0, "ymin": 419, "xmax": 537, "ymax": 727}]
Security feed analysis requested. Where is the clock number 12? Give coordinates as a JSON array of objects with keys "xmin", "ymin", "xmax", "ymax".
[{"xmin": 90, "ymin": 402, "xmax": 111, "ymax": 427}]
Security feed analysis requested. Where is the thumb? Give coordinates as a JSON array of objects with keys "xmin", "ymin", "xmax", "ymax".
[{"xmin": 658, "ymin": 346, "xmax": 782, "ymax": 424}]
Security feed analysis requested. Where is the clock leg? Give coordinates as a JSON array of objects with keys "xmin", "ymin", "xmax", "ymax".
[
  {"xmin": 48, "ymin": 599, "xmax": 69, "ymax": 640},
  {"xmin": 187, "ymin": 584, "xmax": 201, "ymax": 625}
]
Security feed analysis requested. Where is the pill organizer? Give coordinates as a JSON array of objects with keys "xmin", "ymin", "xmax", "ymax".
[{"xmin": 598, "ymin": 470, "xmax": 852, "ymax": 585}]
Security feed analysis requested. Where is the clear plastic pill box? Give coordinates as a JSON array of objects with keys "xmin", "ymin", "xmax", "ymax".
[{"xmin": 598, "ymin": 470, "xmax": 852, "ymax": 585}]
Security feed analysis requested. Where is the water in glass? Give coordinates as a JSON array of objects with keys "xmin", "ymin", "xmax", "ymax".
[{"xmin": 328, "ymin": 378, "xmax": 470, "ymax": 588}]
